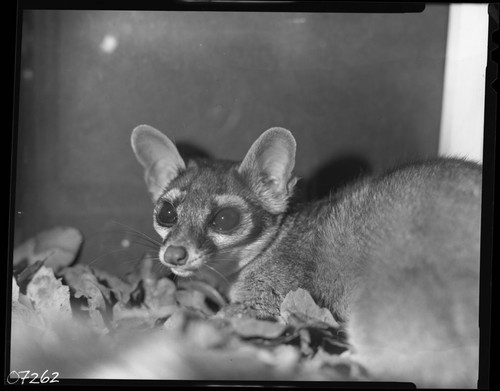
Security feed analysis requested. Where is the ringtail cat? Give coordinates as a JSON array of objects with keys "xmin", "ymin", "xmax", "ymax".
[{"xmin": 131, "ymin": 125, "xmax": 481, "ymax": 388}]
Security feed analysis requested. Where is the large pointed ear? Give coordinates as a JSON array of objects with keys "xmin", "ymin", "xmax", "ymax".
[
  {"xmin": 238, "ymin": 127, "xmax": 297, "ymax": 213},
  {"xmin": 131, "ymin": 125, "xmax": 186, "ymax": 202}
]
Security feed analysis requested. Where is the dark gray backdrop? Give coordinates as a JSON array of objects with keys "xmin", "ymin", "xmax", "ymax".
[{"xmin": 15, "ymin": 7, "xmax": 449, "ymax": 275}]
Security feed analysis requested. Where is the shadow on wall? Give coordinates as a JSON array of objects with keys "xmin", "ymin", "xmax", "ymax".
[
  {"xmin": 176, "ymin": 141, "xmax": 372, "ymax": 203},
  {"xmin": 299, "ymin": 156, "xmax": 372, "ymax": 201},
  {"xmin": 176, "ymin": 142, "xmax": 212, "ymax": 162}
]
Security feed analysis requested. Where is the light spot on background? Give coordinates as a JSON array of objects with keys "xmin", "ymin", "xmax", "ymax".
[
  {"xmin": 291, "ymin": 17, "xmax": 306, "ymax": 24},
  {"xmin": 100, "ymin": 34, "xmax": 118, "ymax": 54}
]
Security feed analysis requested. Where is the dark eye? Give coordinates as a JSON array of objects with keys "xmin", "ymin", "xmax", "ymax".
[
  {"xmin": 157, "ymin": 201, "xmax": 178, "ymax": 227},
  {"xmin": 211, "ymin": 207, "xmax": 241, "ymax": 233}
]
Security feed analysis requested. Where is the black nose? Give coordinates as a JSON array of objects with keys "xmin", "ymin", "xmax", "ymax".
[{"xmin": 164, "ymin": 245, "xmax": 188, "ymax": 265}]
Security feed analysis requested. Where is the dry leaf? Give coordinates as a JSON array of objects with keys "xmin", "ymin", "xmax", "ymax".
[
  {"xmin": 10, "ymin": 228, "xmax": 355, "ymax": 382},
  {"xmin": 231, "ymin": 317, "xmax": 287, "ymax": 339},
  {"xmin": 178, "ymin": 280, "xmax": 227, "ymax": 309},
  {"xmin": 175, "ymin": 288, "xmax": 214, "ymax": 316},
  {"xmin": 62, "ymin": 265, "xmax": 109, "ymax": 307},
  {"xmin": 60, "ymin": 265, "xmax": 114, "ymax": 331},
  {"xmin": 144, "ymin": 277, "xmax": 177, "ymax": 312},
  {"xmin": 112, "ymin": 277, "xmax": 178, "ymax": 330},
  {"xmin": 162, "ymin": 308, "xmax": 188, "ymax": 332},
  {"xmin": 26, "ymin": 266, "xmax": 72, "ymax": 323},
  {"xmin": 13, "ymin": 227, "xmax": 83, "ymax": 273},
  {"xmin": 91, "ymin": 266, "xmax": 134, "ymax": 303},
  {"xmin": 15, "ymin": 260, "xmax": 44, "ymax": 292},
  {"xmin": 11, "ymin": 277, "xmax": 44, "ymax": 330},
  {"xmin": 280, "ymin": 288, "xmax": 339, "ymax": 328}
]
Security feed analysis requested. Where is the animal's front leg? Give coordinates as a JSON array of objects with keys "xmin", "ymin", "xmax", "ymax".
[
  {"xmin": 217, "ymin": 269, "xmax": 285, "ymax": 320},
  {"xmin": 216, "ymin": 301, "xmax": 279, "ymax": 321}
]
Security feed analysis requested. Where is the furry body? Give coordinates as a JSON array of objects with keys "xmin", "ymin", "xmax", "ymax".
[{"xmin": 132, "ymin": 125, "xmax": 481, "ymax": 387}]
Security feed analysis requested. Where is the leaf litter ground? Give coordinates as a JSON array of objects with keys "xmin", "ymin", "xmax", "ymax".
[{"xmin": 10, "ymin": 226, "xmax": 367, "ymax": 381}]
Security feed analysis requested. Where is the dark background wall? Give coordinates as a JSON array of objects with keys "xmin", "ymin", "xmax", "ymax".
[{"xmin": 15, "ymin": 6, "xmax": 449, "ymax": 276}]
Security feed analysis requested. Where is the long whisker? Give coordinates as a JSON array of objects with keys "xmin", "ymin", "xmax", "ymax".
[
  {"xmin": 151, "ymin": 260, "xmax": 168, "ymax": 276},
  {"xmin": 85, "ymin": 229, "xmax": 149, "ymax": 240},
  {"xmin": 85, "ymin": 230, "xmax": 160, "ymax": 252},
  {"xmin": 201, "ymin": 248, "xmax": 235, "ymax": 261},
  {"xmin": 115, "ymin": 254, "xmax": 165, "ymax": 280},
  {"xmin": 124, "ymin": 232, "xmax": 161, "ymax": 248},
  {"xmin": 205, "ymin": 250, "xmax": 258, "ymax": 277},
  {"xmin": 202, "ymin": 264, "xmax": 230, "ymax": 287},
  {"xmin": 110, "ymin": 220, "xmax": 162, "ymax": 246},
  {"xmin": 125, "ymin": 239, "xmax": 160, "ymax": 251},
  {"xmin": 206, "ymin": 256, "xmax": 235, "ymax": 263},
  {"xmin": 87, "ymin": 247, "xmax": 136, "ymax": 267},
  {"xmin": 145, "ymin": 256, "xmax": 174, "ymax": 275},
  {"xmin": 97, "ymin": 230, "xmax": 161, "ymax": 250}
]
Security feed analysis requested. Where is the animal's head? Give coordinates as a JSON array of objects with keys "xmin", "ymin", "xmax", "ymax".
[{"xmin": 131, "ymin": 125, "xmax": 297, "ymax": 282}]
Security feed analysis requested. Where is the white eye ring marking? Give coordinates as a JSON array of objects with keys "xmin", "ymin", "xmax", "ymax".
[
  {"xmin": 162, "ymin": 188, "xmax": 186, "ymax": 202},
  {"xmin": 208, "ymin": 194, "xmax": 252, "ymax": 245},
  {"xmin": 154, "ymin": 188, "xmax": 186, "ymax": 237},
  {"xmin": 213, "ymin": 194, "xmax": 247, "ymax": 209}
]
